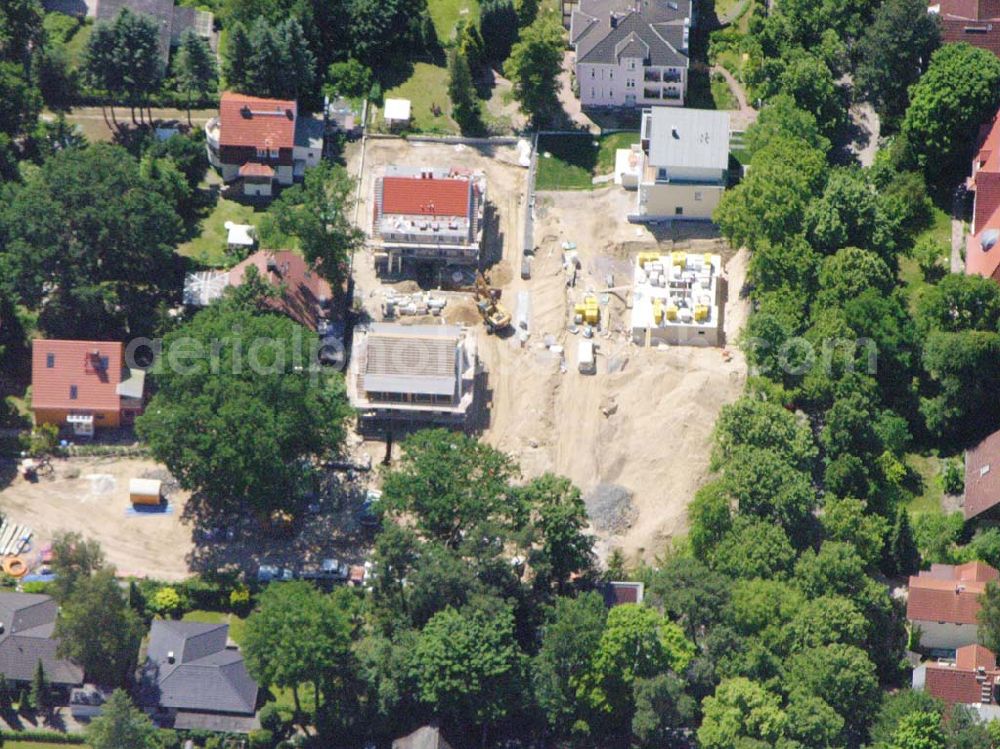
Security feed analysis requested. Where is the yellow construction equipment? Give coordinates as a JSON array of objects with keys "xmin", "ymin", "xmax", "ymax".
[
  {"xmin": 573, "ymin": 295, "xmax": 600, "ymax": 325},
  {"xmin": 671, "ymin": 250, "xmax": 687, "ymax": 267},
  {"xmin": 652, "ymin": 298, "xmax": 664, "ymax": 324},
  {"xmin": 694, "ymin": 304, "xmax": 709, "ymax": 322},
  {"xmin": 473, "ymin": 272, "xmax": 511, "ymax": 334},
  {"xmin": 665, "ymin": 304, "xmax": 678, "ymax": 321}
]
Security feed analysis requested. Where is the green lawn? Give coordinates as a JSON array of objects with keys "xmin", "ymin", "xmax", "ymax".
[
  {"xmin": 177, "ymin": 195, "xmax": 262, "ymax": 266},
  {"xmin": 63, "ymin": 20, "xmax": 92, "ymax": 71},
  {"xmin": 382, "ymin": 63, "xmax": 456, "ymax": 134},
  {"xmin": 905, "ymin": 453, "xmax": 946, "ymax": 515},
  {"xmin": 536, "ymin": 132, "xmax": 643, "ymax": 190},
  {"xmin": 428, "ymin": 0, "xmax": 480, "ymax": 42},
  {"xmin": 182, "ymin": 609, "xmax": 247, "ymax": 645},
  {"xmin": 711, "ymin": 75, "xmax": 738, "ymax": 110}
]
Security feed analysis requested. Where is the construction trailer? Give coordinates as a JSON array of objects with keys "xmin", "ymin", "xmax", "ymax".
[
  {"xmin": 630, "ymin": 251, "xmax": 722, "ymax": 346},
  {"xmin": 130, "ymin": 478, "xmax": 163, "ymax": 506}
]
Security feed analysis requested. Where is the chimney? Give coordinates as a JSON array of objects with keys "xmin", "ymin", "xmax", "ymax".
[{"xmin": 167, "ymin": 651, "xmax": 175, "ymax": 664}]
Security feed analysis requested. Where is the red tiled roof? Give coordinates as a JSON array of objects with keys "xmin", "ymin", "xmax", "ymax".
[
  {"xmin": 957, "ymin": 643, "xmax": 998, "ymax": 670},
  {"xmin": 907, "ymin": 562, "xmax": 1000, "ymax": 624},
  {"xmin": 925, "ymin": 663, "xmax": 992, "ymax": 705},
  {"xmin": 219, "ymin": 92, "xmax": 297, "ymax": 150},
  {"xmin": 381, "ymin": 176, "xmax": 472, "ymax": 218},
  {"xmin": 238, "ymin": 163, "xmax": 275, "ymax": 178},
  {"xmin": 31, "ymin": 340, "xmax": 124, "ymax": 412},
  {"xmin": 966, "ymin": 109, "xmax": 1000, "ymax": 279},
  {"xmin": 925, "ymin": 645, "xmax": 1000, "ymax": 706},
  {"xmin": 228, "ymin": 250, "xmax": 332, "ymax": 331},
  {"xmin": 966, "ymin": 428, "xmax": 1000, "ymax": 519}
]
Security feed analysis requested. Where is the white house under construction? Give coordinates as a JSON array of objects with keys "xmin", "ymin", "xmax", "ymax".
[
  {"xmin": 372, "ymin": 166, "xmax": 486, "ymax": 273},
  {"xmin": 347, "ymin": 323, "xmax": 478, "ymax": 426},
  {"xmin": 630, "ymin": 251, "xmax": 722, "ymax": 346}
]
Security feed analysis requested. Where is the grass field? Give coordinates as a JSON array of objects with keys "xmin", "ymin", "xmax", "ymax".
[
  {"xmin": 381, "ymin": 63, "xmax": 456, "ymax": 134},
  {"xmin": 711, "ymin": 75, "xmax": 738, "ymax": 110},
  {"xmin": 177, "ymin": 195, "xmax": 261, "ymax": 266},
  {"xmin": 428, "ymin": 0, "xmax": 480, "ymax": 42},
  {"xmin": 898, "ymin": 205, "xmax": 951, "ymax": 312},
  {"xmin": 182, "ymin": 609, "xmax": 247, "ymax": 645},
  {"xmin": 536, "ymin": 132, "xmax": 642, "ymax": 190}
]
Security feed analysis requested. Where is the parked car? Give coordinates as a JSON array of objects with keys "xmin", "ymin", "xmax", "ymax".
[
  {"xmin": 359, "ymin": 489, "xmax": 382, "ymax": 527},
  {"xmin": 300, "ymin": 558, "xmax": 349, "ymax": 581},
  {"xmin": 257, "ymin": 564, "xmax": 296, "ymax": 583}
]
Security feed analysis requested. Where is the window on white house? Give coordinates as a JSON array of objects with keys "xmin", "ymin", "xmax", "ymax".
[
  {"xmin": 256, "ymin": 147, "xmax": 267, "ymax": 159},
  {"xmin": 694, "ymin": 191, "xmax": 703, "ymax": 201},
  {"xmin": 627, "ymin": 59, "xmax": 636, "ymax": 70},
  {"xmin": 591, "ymin": 69, "xmax": 595, "ymax": 78}
]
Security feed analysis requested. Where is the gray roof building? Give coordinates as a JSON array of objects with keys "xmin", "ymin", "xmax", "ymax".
[
  {"xmin": 571, "ymin": 0, "xmax": 691, "ymax": 67},
  {"xmin": 643, "ymin": 107, "xmax": 730, "ymax": 176},
  {"xmin": 0, "ymin": 593, "xmax": 83, "ymax": 686},
  {"xmin": 140, "ymin": 621, "xmax": 259, "ymax": 732}
]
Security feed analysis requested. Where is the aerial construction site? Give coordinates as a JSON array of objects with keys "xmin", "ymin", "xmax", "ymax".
[{"xmin": 344, "ymin": 139, "xmax": 748, "ymax": 563}]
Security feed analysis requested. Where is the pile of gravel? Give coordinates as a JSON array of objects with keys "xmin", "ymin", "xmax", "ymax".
[{"xmin": 584, "ymin": 483, "xmax": 637, "ymax": 534}]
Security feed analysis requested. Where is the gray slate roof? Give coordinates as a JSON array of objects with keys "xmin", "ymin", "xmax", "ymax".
[
  {"xmin": 646, "ymin": 107, "xmax": 730, "ymax": 171},
  {"xmin": 571, "ymin": 0, "xmax": 691, "ymax": 67},
  {"xmin": 141, "ymin": 621, "xmax": 258, "ymax": 716},
  {"xmin": 364, "ymin": 324, "xmax": 460, "ymax": 397},
  {"xmin": 0, "ymin": 593, "xmax": 83, "ymax": 686}
]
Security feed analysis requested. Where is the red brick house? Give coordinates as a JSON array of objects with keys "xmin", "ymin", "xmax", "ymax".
[
  {"xmin": 907, "ymin": 561, "xmax": 1000, "ymax": 651},
  {"xmin": 31, "ymin": 340, "xmax": 145, "ymax": 436},
  {"xmin": 204, "ymin": 93, "xmax": 323, "ymax": 197},
  {"xmin": 966, "ymin": 108, "xmax": 1000, "ymax": 281},
  {"xmin": 931, "ymin": 0, "xmax": 1000, "ymax": 57}
]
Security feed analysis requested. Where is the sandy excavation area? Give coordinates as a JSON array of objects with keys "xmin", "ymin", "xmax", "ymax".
[
  {"xmin": 344, "ymin": 135, "xmax": 749, "ymax": 565},
  {"xmin": 477, "ymin": 188, "xmax": 749, "ymax": 563},
  {"xmin": 0, "ymin": 457, "xmax": 194, "ymax": 580}
]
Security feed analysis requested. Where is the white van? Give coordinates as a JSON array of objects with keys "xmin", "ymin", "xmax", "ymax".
[{"xmin": 578, "ymin": 340, "xmax": 596, "ymax": 374}]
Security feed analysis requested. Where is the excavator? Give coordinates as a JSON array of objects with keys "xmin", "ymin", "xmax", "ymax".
[{"xmin": 473, "ymin": 272, "xmax": 511, "ymax": 334}]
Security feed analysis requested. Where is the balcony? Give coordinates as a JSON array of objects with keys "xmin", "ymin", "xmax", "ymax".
[
  {"xmin": 663, "ymin": 70, "xmax": 682, "ymax": 83},
  {"xmin": 643, "ymin": 70, "xmax": 662, "ymax": 83},
  {"xmin": 643, "ymin": 88, "xmax": 662, "ymax": 99}
]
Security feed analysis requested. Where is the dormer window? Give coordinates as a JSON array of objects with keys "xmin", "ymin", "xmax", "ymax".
[
  {"xmin": 46, "ymin": 353, "xmax": 55, "ymax": 368},
  {"xmin": 69, "ymin": 385, "xmax": 78, "ymax": 400}
]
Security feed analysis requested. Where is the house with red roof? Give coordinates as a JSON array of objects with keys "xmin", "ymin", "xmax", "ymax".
[
  {"xmin": 31, "ymin": 340, "xmax": 145, "ymax": 436},
  {"xmin": 372, "ymin": 165, "xmax": 486, "ymax": 273},
  {"xmin": 907, "ymin": 561, "xmax": 1000, "ymax": 651},
  {"xmin": 205, "ymin": 92, "xmax": 324, "ymax": 198},
  {"xmin": 914, "ymin": 644, "xmax": 1000, "ymax": 717},
  {"xmin": 930, "ymin": 0, "xmax": 1000, "ymax": 59},
  {"xmin": 964, "ymin": 428, "xmax": 1000, "ymax": 520},
  {"xmin": 183, "ymin": 250, "xmax": 333, "ymax": 331},
  {"xmin": 966, "ymin": 108, "xmax": 1000, "ymax": 281}
]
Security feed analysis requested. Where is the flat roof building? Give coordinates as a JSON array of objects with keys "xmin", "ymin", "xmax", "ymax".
[
  {"xmin": 630, "ymin": 251, "xmax": 722, "ymax": 346},
  {"xmin": 628, "ymin": 107, "xmax": 730, "ymax": 221},
  {"xmin": 348, "ymin": 323, "xmax": 478, "ymax": 427}
]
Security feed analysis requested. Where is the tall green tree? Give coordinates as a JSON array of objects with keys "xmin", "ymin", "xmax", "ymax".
[
  {"xmin": 136, "ymin": 302, "xmax": 350, "ymax": 518},
  {"xmin": 49, "ymin": 532, "xmax": 105, "ymax": 601},
  {"xmin": 447, "ymin": 48, "xmax": 480, "ymax": 134},
  {"xmin": 0, "ymin": 143, "xmax": 181, "ymax": 339},
  {"xmin": 29, "ymin": 661, "xmax": 49, "ymax": 717},
  {"xmin": 480, "ymin": 0, "xmax": 519, "ymax": 62},
  {"xmin": 698, "ymin": 677, "xmax": 788, "ymax": 749},
  {"xmin": 0, "ymin": 0, "xmax": 43, "ymax": 66},
  {"xmin": 56, "ymin": 570, "xmax": 144, "ymax": 688},
  {"xmin": 243, "ymin": 582, "xmax": 356, "ymax": 715},
  {"xmin": 263, "ymin": 162, "xmax": 363, "ymax": 288},
  {"xmin": 504, "ymin": 12, "xmax": 564, "ymax": 125},
  {"xmin": 855, "ymin": 0, "xmax": 940, "ymax": 129},
  {"xmin": 86, "ymin": 689, "xmax": 159, "ymax": 749},
  {"xmin": 222, "ymin": 18, "xmax": 315, "ymax": 99},
  {"xmin": 381, "ymin": 429, "xmax": 519, "ymax": 547},
  {"xmin": 901, "ymin": 43, "xmax": 1000, "ymax": 184},
  {"xmin": 174, "ymin": 29, "xmax": 217, "ymax": 126},
  {"xmin": 408, "ymin": 602, "xmax": 524, "ymax": 733}
]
